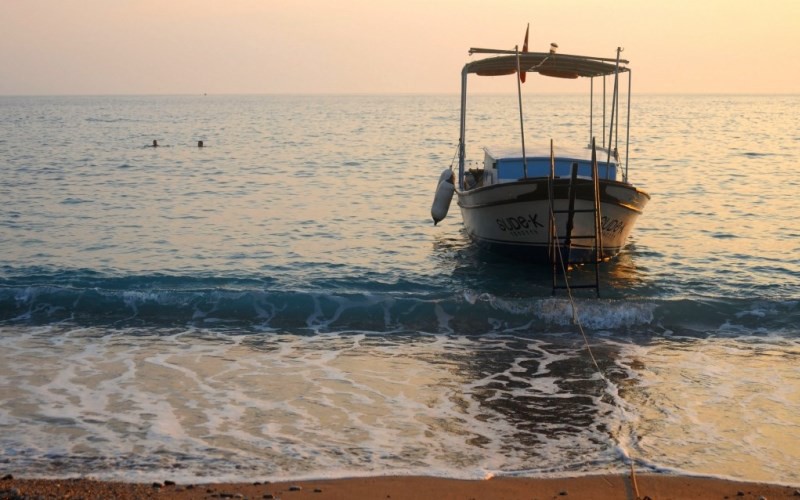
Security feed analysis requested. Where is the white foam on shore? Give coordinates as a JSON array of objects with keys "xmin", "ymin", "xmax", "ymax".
[{"xmin": 0, "ymin": 324, "xmax": 797, "ymax": 485}]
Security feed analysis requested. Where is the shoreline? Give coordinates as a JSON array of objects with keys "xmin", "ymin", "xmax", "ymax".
[{"xmin": 3, "ymin": 473, "xmax": 799, "ymax": 499}]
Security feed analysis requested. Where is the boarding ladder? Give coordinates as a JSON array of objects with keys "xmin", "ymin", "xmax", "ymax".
[{"xmin": 549, "ymin": 138, "xmax": 604, "ymax": 298}]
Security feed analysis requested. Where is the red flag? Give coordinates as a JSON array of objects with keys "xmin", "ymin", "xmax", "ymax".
[{"xmin": 520, "ymin": 23, "xmax": 529, "ymax": 83}]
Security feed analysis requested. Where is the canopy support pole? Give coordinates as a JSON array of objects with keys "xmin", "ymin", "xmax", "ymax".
[
  {"xmin": 589, "ymin": 77, "xmax": 594, "ymax": 147},
  {"xmin": 606, "ymin": 47, "xmax": 622, "ymax": 166},
  {"xmin": 457, "ymin": 66, "xmax": 468, "ymax": 189},
  {"xmin": 515, "ymin": 45, "xmax": 528, "ymax": 178},
  {"xmin": 625, "ymin": 69, "xmax": 632, "ymax": 182}
]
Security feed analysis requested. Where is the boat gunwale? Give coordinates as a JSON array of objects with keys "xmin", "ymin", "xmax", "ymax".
[
  {"xmin": 458, "ymin": 194, "xmax": 647, "ymax": 215},
  {"xmin": 456, "ymin": 177, "xmax": 650, "ymax": 205}
]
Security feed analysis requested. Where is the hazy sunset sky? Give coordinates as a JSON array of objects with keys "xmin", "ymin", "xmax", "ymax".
[{"xmin": 2, "ymin": 0, "xmax": 798, "ymax": 95}]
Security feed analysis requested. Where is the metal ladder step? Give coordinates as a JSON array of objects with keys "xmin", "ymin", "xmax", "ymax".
[{"xmin": 549, "ymin": 138, "xmax": 603, "ymax": 298}]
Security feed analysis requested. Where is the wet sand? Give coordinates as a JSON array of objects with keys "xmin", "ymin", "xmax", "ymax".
[{"xmin": 2, "ymin": 473, "xmax": 799, "ymax": 499}]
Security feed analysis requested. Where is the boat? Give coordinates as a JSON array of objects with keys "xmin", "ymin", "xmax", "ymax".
[{"xmin": 431, "ymin": 40, "xmax": 650, "ymax": 266}]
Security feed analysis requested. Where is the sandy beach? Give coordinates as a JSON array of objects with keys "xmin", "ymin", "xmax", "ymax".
[{"xmin": 2, "ymin": 473, "xmax": 799, "ymax": 499}]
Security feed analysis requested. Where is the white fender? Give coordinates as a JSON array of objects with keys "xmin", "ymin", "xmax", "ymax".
[{"xmin": 431, "ymin": 169, "xmax": 455, "ymax": 225}]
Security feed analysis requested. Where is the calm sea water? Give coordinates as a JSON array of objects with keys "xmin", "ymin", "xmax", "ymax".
[{"xmin": 0, "ymin": 94, "xmax": 798, "ymax": 484}]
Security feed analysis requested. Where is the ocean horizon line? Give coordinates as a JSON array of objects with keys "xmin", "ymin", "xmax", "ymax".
[{"xmin": 2, "ymin": 91, "xmax": 798, "ymax": 98}]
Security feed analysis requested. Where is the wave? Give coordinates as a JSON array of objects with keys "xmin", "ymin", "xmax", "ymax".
[
  {"xmin": 84, "ymin": 117, "xmax": 140, "ymax": 123},
  {"xmin": 1, "ymin": 273, "xmax": 797, "ymax": 336}
]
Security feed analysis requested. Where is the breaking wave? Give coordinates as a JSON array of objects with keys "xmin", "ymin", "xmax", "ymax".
[{"xmin": 2, "ymin": 272, "xmax": 797, "ymax": 337}]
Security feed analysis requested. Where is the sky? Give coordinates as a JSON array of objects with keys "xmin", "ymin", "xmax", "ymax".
[{"xmin": 1, "ymin": 0, "xmax": 798, "ymax": 95}]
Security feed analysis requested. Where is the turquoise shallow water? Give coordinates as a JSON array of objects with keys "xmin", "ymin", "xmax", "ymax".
[{"xmin": 0, "ymin": 94, "xmax": 798, "ymax": 484}]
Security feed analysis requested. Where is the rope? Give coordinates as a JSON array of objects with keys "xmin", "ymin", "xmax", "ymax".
[
  {"xmin": 548, "ymin": 198, "xmax": 642, "ymax": 500},
  {"xmin": 449, "ymin": 141, "xmax": 459, "ymax": 171}
]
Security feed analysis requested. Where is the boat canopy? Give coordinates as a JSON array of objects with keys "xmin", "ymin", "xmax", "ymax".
[
  {"xmin": 465, "ymin": 49, "xmax": 628, "ymax": 78},
  {"xmin": 456, "ymin": 46, "xmax": 633, "ymax": 188}
]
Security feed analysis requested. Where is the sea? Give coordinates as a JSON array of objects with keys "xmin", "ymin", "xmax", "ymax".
[{"xmin": 0, "ymin": 93, "xmax": 798, "ymax": 485}]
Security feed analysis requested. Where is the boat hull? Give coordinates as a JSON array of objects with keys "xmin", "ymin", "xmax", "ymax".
[{"xmin": 457, "ymin": 178, "xmax": 649, "ymax": 262}]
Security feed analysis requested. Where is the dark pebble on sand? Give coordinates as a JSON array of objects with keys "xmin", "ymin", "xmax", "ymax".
[
  {"xmin": 559, "ymin": 491, "xmax": 568, "ymax": 496},
  {"xmin": 1, "ymin": 475, "xmax": 12, "ymax": 481},
  {"xmin": 289, "ymin": 485, "xmax": 302, "ymax": 491},
  {"xmin": 152, "ymin": 482, "xmax": 162, "ymax": 489},
  {"xmin": 314, "ymin": 488, "xmax": 323, "ymax": 493},
  {"xmin": 164, "ymin": 479, "xmax": 176, "ymax": 486},
  {"xmin": 1, "ymin": 487, "xmax": 21, "ymax": 499}
]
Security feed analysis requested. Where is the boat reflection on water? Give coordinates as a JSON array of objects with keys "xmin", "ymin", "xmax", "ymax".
[{"xmin": 432, "ymin": 227, "xmax": 650, "ymax": 299}]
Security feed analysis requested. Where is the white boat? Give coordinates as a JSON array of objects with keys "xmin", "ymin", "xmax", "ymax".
[{"xmin": 431, "ymin": 42, "xmax": 650, "ymax": 265}]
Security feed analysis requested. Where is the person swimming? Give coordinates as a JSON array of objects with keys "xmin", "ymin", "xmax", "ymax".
[
  {"xmin": 197, "ymin": 140, "xmax": 204, "ymax": 148},
  {"xmin": 151, "ymin": 140, "xmax": 159, "ymax": 147}
]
